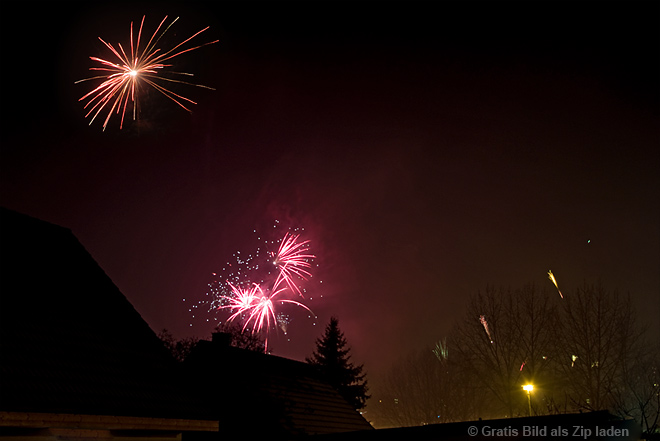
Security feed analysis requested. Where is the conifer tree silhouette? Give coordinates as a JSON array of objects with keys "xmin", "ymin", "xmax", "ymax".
[{"xmin": 307, "ymin": 316, "xmax": 369, "ymax": 409}]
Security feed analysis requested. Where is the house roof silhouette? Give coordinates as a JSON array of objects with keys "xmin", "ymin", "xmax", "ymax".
[
  {"xmin": 0, "ymin": 208, "xmax": 218, "ymax": 439},
  {"xmin": 0, "ymin": 208, "xmax": 373, "ymax": 440},
  {"xmin": 183, "ymin": 334, "xmax": 374, "ymax": 439}
]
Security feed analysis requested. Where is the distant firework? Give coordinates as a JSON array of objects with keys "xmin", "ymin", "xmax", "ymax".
[
  {"xmin": 191, "ymin": 222, "xmax": 319, "ymax": 349},
  {"xmin": 76, "ymin": 15, "xmax": 218, "ymax": 130},
  {"xmin": 432, "ymin": 338, "xmax": 448, "ymax": 362},
  {"xmin": 547, "ymin": 270, "xmax": 564, "ymax": 299},
  {"xmin": 480, "ymin": 314, "xmax": 494, "ymax": 344}
]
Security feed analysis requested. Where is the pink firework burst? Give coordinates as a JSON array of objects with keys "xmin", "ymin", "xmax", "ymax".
[
  {"xmin": 76, "ymin": 15, "xmax": 218, "ymax": 130},
  {"xmin": 219, "ymin": 282, "xmax": 313, "ymax": 347},
  {"xmin": 221, "ymin": 282, "xmax": 261, "ymax": 321},
  {"xmin": 272, "ymin": 232, "xmax": 315, "ymax": 298},
  {"xmin": 205, "ymin": 226, "xmax": 319, "ymax": 350},
  {"xmin": 210, "ymin": 228, "xmax": 318, "ymax": 350}
]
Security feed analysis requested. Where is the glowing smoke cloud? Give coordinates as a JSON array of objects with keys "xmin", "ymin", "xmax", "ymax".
[{"xmin": 77, "ymin": 16, "xmax": 218, "ymax": 130}]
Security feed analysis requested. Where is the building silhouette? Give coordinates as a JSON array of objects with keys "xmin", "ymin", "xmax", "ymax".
[{"xmin": 0, "ymin": 208, "xmax": 373, "ymax": 440}]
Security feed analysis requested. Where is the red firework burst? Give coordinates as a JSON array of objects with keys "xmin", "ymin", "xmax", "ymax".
[{"xmin": 77, "ymin": 15, "xmax": 218, "ymax": 130}]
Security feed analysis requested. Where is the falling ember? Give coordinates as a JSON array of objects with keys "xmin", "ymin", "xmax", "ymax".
[
  {"xmin": 76, "ymin": 16, "xmax": 218, "ymax": 130},
  {"xmin": 548, "ymin": 270, "xmax": 564, "ymax": 299},
  {"xmin": 572, "ymin": 355, "xmax": 578, "ymax": 367},
  {"xmin": 479, "ymin": 315, "xmax": 494, "ymax": 344}
]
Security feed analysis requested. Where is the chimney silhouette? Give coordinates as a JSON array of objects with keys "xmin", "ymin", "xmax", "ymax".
[{"xmin": 212, "ymin": 331, "xmax": 231, "ymax": 347}]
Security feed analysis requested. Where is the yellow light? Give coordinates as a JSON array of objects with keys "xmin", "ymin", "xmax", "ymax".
[{"xmin": 523, "ymin": 384, "xmax": 534, "ymax": 392}]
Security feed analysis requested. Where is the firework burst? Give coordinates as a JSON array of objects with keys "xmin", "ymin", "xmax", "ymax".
[
  {"xmin": 76, "ymin": 15, "xmax": 218, "ymax": 130},
  {"xmin": 219, "ymin": 282, "xmax": 313, "ymax": 337},
  {"xmin": 272, "ymin": 232, "xmax": 315, "ymax": 298},
  {"xmin": 191, "ymin": 223, "xmax": 319, "ymax": 350}
]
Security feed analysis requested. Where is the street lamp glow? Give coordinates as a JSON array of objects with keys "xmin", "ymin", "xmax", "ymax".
[{"xmin": 522, "ymin": 384, "xmax": 534, "ymax": 416}]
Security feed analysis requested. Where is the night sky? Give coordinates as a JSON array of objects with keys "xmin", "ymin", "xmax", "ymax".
[{"xmin": 2, "ymin": 1, "xmax": 658, "ymax": 374}]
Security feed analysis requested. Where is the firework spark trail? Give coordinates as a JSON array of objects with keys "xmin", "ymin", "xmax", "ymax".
[
  {"xmin": 272, "ymin": 232, "xmax": 315, "ymax": 298},
  {"xmin": 480, "ymin": 314, "xmax": 494, "ymax": 344},
  {"xmin": 547, "ymin": 270, "xmax": 564, "ymax": 299},
  {"xmin": 77, "ymin": 15, "xmax": 218, "ymax": 130}
]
